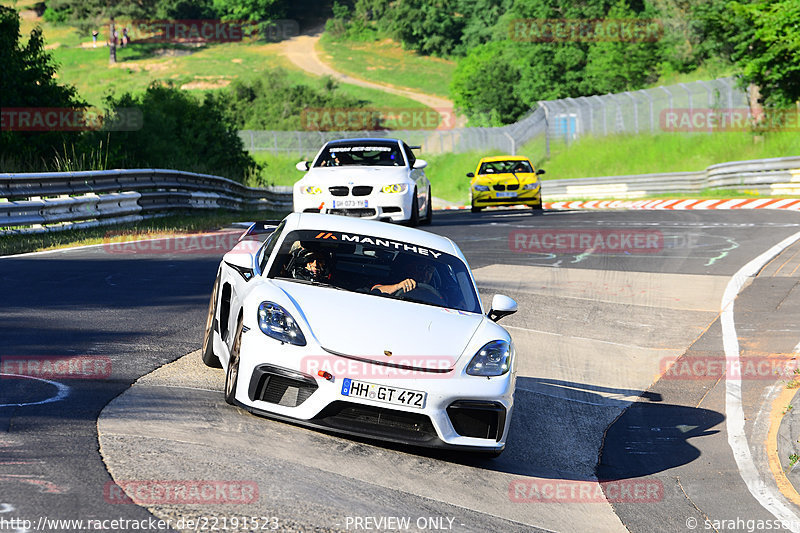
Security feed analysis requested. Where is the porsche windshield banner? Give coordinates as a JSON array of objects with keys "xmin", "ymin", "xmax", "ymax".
[{"xmin": 308, "ymin": 231, "xmax": 444, "ymax": 258}]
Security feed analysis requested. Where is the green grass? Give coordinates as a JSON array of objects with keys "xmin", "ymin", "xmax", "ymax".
[
  {"xmin": 318, "ymin": 34, "xmax": 456, "ymax": 99},
  {"xmin": 248, "ymin": 152, "xmax": 307, "ymax": 187},
  {"xmin": 0, "ymin": 209, "xmax": 287, "ymax": 256},
  {"xmin": 14, "ymin": 11, "xmax": 431, "ymax": 114},
  {"xmin": 539, "ymin": 131, "xmax": 800, "ymax": 181}
]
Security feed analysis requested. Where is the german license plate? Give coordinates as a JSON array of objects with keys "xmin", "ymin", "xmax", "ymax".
[
  {"xmin": 497, "ymin": 191, "xmax": 517, "ymax": 198},
  {"xmin": 333, "ymin": 199, "xmax": 368, "ymax": 208},
  {"xmin": 341, "ymin": 378, "xmax": 426, "ymax": 409}
]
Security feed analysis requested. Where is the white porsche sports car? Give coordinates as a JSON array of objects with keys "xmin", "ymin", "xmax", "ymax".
[
  {"xmin": 202, "ymin": 213, "xmax": 518, "ymax": 456},
  {"xmin": 293, "ymin": 138, "xmax": 433, "ymax": 226}
]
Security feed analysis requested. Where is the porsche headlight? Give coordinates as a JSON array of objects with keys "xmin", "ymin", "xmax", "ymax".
[
  {"xmin": 381, "ymin": 183, "xmax": 408, "ymax": 194},
  {"xmin": 523, "ymin": 182, "xmax": 540, "ymax": 190},
  {"xmin": 301, "ymin": 186, "xmax": 322, "ymax": 195},
  {"xmin": 473, "ymin": 185, "xmax": 490, "ymax": 191},
  {"xmin": 466, "ymin": 340, "xmax": 512, "ymax": 376},
  {"xmin": 257, "ymin": 302, "xmax": 306, "ymax": 346}
]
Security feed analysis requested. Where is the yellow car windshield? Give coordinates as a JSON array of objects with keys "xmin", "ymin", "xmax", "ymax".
[{"xmin": 479, "ymin": 160, "xmax": 533, "ymax": 174}]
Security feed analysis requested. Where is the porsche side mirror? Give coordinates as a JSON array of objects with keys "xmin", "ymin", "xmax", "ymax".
[
  {"xmin": 296, "ymin": 161, "xmax": 309, "ymax": 171},
  {"xmin": 223, "ymin": 241, "xmax": 257, "ymax": 281},
  {"xmin": 413, "ymin": 159, "xmax": 427, "ymax": 169},
  {"xmin": 488, "ymin": 294, "xmax": 517, "ymax": 322}
]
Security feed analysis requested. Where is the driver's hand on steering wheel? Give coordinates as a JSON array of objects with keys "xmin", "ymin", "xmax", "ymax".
[
  {"xmin": 371, "ymin": 278, "xmax": 416, "ymax": 294},
  {"xmin": 393, "ymin": 278, "xmax": 416, "ymax": 293}
]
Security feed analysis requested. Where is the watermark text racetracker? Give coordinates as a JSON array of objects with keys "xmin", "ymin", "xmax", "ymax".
[
  {"xmin": 301, "ymin": 355, "xmax": 457, "ymax": 380},
  {"xmin": 509, "ymin": 479, "xmax": 664, "ymax": 503},
  {"xmin": 510, "ymin": 229, "xmax": 663, "ymax": 254},
  {"xmin": 0, "ymin": 355, "xmax": 111, "ymax": 380},
  {"xmin": 102, "ymin": 231, "xmax": 257, "ymax": 255},
  {"xmin": 301, "ymin": 107, "xmax": 456, "ymax": 131},
  {"xmin": 660, "ymin": 108, "xmax": 800, "ymax": 132},
  {"xmin": 660, "ymin": 355, "xmax": 800, "ymax": 380},
  {"xmin": 125, "ymin": 19, "xmax": 299, "ymax": 43},
  {"xmin": 510, "ymin": 18, "xmax": 663, "ymax": 42},
  {"xmin": 104, "ymin": 480, "xmax": 258, "ymax": 505},
  {"xmin": 1, "ymin": 108, "xmax": 142, "ymax": 132}
]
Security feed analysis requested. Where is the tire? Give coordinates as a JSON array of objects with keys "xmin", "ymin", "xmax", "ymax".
[
  {"xmin": 531, "ymin": 202, "xmax": 544, "ymax": 215},
  {"xmin": 471, "ymin": 205, "xmax": 483, "ymax": 213},
  {"xmin": 201, "ymin": 271, "xmax": 222, "ymax": 368},
  {"xmin": 224, "ymin": 316, "xmax": 243, "ymax": 406},
  {"xmin": 420, "ymin": 187, "xmax": 433, "ymax": 225},
  {"xmin": 407, "ymin": 188, "xmax": 420, "ymax": 227}
]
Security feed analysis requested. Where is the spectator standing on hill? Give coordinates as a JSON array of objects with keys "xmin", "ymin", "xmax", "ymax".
[{"xmin": 92, "ymin": 29, "xmax": 99, "ymax": 47}]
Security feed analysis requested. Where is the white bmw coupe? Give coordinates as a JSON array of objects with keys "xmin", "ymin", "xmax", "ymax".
[
  {"xmin": 293, "ymin": 138, "xmax": 433, "ymax": 226},
  {"xmin": 202, "ymin": 213, "xmax": 518, "ymax": 456}
]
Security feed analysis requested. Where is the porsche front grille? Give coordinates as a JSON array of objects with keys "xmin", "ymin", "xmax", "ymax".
[{"xmin": 314, "ymin": 401, "xmax": 439, "ymax": 443}]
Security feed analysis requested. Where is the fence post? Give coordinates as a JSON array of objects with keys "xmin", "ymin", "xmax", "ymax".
[
  {"xmin": 538, "ymin": 102, "xmax": 550, "ymax": 157},
  {"xmin": 639, "ymin": 89, "xmax": 654, "ymax": 133},
  {"xmin": 624, "ymin": 91, "xmax": 638, "ymax": 134}
]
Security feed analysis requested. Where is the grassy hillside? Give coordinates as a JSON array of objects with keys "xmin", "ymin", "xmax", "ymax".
[
  {"xmin": 318, "ymin": 34, "xmax": 456, "ymax": 99},
  {"xmin": 13, "ymin": 9, "xmax": 431, "ymax": 114}
]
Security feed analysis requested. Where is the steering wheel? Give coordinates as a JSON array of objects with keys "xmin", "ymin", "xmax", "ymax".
[{"xmin": 392, "ymin": 282, "xmax": 445, "ymax": 304}]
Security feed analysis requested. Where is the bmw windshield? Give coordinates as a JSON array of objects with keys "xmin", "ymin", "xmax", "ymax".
[
  {"xmin": 267, "ymin": 229, "xmax": 481, "ymax": 314},
  {"xmin": 313, "ymin": 142, "xmax": 406, "ymax": 168}
]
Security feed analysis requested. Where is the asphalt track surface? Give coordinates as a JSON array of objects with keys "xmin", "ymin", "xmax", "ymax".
[{"xmin": 2, "ymin": 208, "xmax": 800, "ymax": 532}]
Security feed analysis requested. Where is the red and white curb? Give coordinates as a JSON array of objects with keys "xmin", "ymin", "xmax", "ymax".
[{"xmin": 436, "ymin": 198, "xmax": 800, "ymax": 211}]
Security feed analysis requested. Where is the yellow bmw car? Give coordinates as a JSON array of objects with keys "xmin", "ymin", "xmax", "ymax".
[{"xmin": 467, "ymin": 156, "xmax": 545, "ymax": 213}]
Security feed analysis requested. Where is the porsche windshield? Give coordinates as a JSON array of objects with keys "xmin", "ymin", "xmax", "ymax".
[
  {"xmin": 267, "ymin": 230, "xmax": 481, "ymax": 314},
  {"xmin": 313, "ymin": 143, "xmax": 405, "ymax": 168}
]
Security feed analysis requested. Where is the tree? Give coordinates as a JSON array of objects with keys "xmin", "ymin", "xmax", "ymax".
[
  {"xmin": 450, "ymin": 41, "xmax": 527, "ymax": 124},
  {"xmin": 0, "ymin": 6, "xmax": 85, "ymax": 163},
  {"xmin": 731, "ymin": 0, "xmax": 800, "ymax": 107}
]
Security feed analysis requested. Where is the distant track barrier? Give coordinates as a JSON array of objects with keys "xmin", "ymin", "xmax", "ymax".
[
  {"xmin": 0, "ymin": 169, "xmax": 292, "ymax": 234},
  {"xmin": 542, "ymin": 156, "xmax": 800, "ymax": 201}
]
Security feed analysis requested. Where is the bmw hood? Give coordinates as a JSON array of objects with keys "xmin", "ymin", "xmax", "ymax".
[
  {"xmin": 299, "ymin": 167, "xmax": 410, "ymax": 186},
  {"xmin": 274, "ymin": 281, "xmax": 483, "ymax": 367}
]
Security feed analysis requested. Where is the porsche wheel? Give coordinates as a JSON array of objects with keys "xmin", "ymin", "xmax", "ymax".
[
  {"xmin": 224, "ymin": 316, "xmax": 243, "ymax": 406},
  {"xmin": 201, "ymin": 271, "xmax": 222, "ymax": 368}
]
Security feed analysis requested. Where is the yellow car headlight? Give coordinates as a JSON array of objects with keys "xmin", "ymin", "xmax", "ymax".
[
  {"xmin": 381, "ymin": 184, "xmax": 408, "ymax": 194},
  {"xmin": 473, "ymin": 185, "xmax": 490, "ymax": 191},
  {"xmin": 301, "ymin": 186, "xmax": 322, "ymax": 195}
]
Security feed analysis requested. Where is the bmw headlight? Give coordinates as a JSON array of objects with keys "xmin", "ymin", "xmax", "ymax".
[
  {"xmin": 523, "ymin": 182, "xmax": 540, "ymax": 190},
  {"xmin": 466, "ymin": 340, "xmax": 512, "ymax": 376},
  {"xmin": 473, "ymin": 185, "xmax": 490, "ymax": 191},
  {"xmin": 381, "ymin": 183, "xmax": 408, "ymax": 194},
  {"xmin": 257, "ymin": 302, "xmax": 306, "ymax": 346},
  {"xmin": 301, "ymin": 186, "xmax": 322, "ymax": 195}
]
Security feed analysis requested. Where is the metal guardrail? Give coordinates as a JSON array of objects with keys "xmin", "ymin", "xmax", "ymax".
[
  {"xmin": 0, "ymin": 169, "xmax": 292, "ymax": 234},
  {"xmin": 3, "ymin": 156, "xmax": 798, "ymax": 234},
  {"xmin": 542, "ymin": 156, "xmax": 800, "ymax": 201}
]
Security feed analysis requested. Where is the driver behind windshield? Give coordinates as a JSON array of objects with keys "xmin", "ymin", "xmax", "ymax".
[
  {"xmin": 371, "ymin": 256, "xmax": 435, "ymax": 295},
  {"xmin": 285, "ymin": 242, "xmax": 333, "ymax": 283}
]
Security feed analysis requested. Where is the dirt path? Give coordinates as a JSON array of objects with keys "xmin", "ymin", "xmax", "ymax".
[{"xmin": 281, "ymin": 29, "xmax": 457, "ymax": 127}]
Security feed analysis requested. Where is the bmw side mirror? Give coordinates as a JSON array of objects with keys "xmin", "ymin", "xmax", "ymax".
[
  {"xmin": 488, "ymin": 294, "xmax": 517, "ymax": 322},
  {"xmin": 536, "ymin": 169, "xmax": 545, "ymax": 175},
  {"xmin": 296, "ymin": 161, "xmax": 309, "ymax": 171},
  {"xmin": 466, "ymin": 172, "xmax": 475, "ymax": 178}
]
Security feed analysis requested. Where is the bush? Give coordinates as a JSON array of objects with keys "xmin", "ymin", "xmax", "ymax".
[{"xmin": 92, "ymin": 83, "xmax": 257, "ymax": 182}]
